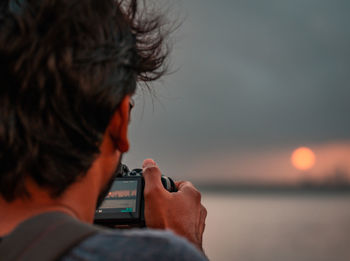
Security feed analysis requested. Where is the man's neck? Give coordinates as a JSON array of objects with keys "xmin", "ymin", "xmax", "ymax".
[
  {"xmin": 0, "ymin": 202, "xmax": 77, "ymax": 237},
  {"xmin": 0, "ymin": 132, "xmax": 122, "ymax": 237},
  {"xmin": 0, "ymin": 177, "xmax": 100, "ymax": 237}
]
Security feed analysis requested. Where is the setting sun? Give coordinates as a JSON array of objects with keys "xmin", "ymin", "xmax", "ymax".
[{"xmin": 291, "ymin": 147, "xmax": 316, "ymax": 171}]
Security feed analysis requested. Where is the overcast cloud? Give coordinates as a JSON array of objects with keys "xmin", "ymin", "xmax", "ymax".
[{"xmin": 124, "ymin": 0, "xmax": 350, "ymax": 182}]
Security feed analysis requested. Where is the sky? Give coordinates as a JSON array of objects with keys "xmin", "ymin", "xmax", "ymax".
[{"xmin": 124, "ymin": 0, "xmax": 350, "ymax": 185}]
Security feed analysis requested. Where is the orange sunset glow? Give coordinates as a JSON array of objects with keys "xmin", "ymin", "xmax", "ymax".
[{"xmin": 291, "ymin": 147, "xmax": 316, "ymax": 171}]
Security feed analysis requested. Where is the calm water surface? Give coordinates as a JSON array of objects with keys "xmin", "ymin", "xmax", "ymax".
[{"xmin": 202, "ymin": 193, "xmax": 350, "ymax": 261}]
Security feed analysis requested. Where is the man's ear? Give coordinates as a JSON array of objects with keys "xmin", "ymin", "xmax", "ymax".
[{"xmin": 108, "ymin": 96, "xmax": 131, "ymax": 153}]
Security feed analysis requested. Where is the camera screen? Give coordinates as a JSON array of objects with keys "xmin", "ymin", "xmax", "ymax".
[{"xmin": 96, "ymin": 179, "xmax": 138, "ymax": 214}]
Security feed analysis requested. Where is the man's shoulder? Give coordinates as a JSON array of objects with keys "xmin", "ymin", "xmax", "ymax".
[{"xmin": 61, "ymin": 228, "xmax": 208, "ymax": 261}]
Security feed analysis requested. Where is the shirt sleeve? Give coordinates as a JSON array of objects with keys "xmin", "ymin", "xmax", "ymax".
[
  {"xmin": 61, "ymin": 228, "xmax": 208, "ymax": 261},
  {"xmin": 162, "ymin": 230, "xmax": 209, "ymax": 261}
]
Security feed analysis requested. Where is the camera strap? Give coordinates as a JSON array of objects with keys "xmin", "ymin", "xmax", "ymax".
[{"xmin": 0, "ymin": 211, "xmax": 103, "ymax": 261}]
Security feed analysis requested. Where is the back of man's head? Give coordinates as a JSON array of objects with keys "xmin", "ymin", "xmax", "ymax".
[{"xmin": 0, "ymin": 0, "xmax": 168, "ymax": 202}]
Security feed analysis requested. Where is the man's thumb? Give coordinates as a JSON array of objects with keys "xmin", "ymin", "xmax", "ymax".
[{"xmin": 142, "ymin": 159, "xmax": 163, "ymax": 192}]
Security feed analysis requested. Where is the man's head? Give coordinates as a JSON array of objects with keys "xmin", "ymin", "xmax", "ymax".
[{"xmin": 0, "ymin": 0, "xmax": 168, "ymax": 202}]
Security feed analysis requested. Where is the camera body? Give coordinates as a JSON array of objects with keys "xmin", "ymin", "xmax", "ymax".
[{"xmin": 94, "ymin": 164, "xmax": 177, "ymax": 227}]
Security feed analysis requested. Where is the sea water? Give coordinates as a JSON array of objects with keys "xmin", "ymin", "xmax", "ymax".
[{"xmin": 202, "ymin": 193, "xmax": 350, "ymax": 261}]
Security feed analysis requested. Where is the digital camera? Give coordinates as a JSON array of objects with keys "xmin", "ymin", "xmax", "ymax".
[{"xmin": 94, "ymin": 164, "xmax": 177, "ymax": 227}]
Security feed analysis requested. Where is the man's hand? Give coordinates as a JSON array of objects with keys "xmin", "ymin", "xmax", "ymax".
[{"xmin": 142, "ymin": 159, "xmax": 207, "ymax": 251}]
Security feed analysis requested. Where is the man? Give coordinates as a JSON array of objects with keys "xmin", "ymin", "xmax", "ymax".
[{"xmin": 0, "ymin": 0, "xmax": 207, "ymax": 260}]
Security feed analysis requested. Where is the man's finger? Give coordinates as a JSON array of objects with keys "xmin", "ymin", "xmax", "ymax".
[
  {"xmin": 175, "ymin": 181, "xmax": 185, "ymax": 189},
  {"xmin": 198, "ymin": 205, "xmax": 207, "ymax": 247},
  {"xmin": 176, "ymin": 181, "xmax": 193, "ymax": 190},
  {"xmin": 200, "ymin": 205, "xmax": 207, "ymax": 221},
  {"xmin": 176, "ymin": 181, "xmax": 201, "ymax": 201}
]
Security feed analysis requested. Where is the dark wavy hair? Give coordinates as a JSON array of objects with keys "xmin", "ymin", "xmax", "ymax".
[{"xmin": 0, "ymin": 0, "xmax": 169, "ymax": 202}]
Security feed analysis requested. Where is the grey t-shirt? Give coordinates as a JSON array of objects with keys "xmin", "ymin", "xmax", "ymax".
[{"xmin": 61, "ymin": 228, "xmax": 208, "ymax": 261}]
